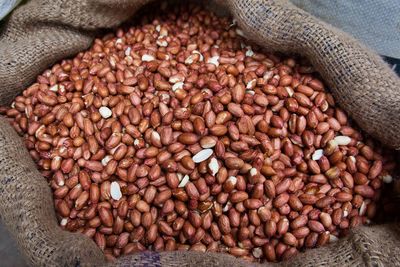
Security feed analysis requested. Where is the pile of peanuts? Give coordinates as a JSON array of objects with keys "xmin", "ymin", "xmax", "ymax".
[{"xmin": 2, "ymin": 4, "xmax": 396, "ymax": 262}]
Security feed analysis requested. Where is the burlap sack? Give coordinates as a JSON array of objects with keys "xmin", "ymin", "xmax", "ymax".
[
  {"xmin": 289, "ymin": 0, "xmax": 400, "ymax": 59},
  {"xmin": 0, "ymin": 0, "xmax": 399, "ymax": 266}
]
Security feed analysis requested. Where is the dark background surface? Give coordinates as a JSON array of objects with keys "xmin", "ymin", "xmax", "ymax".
[
  {"xmin": 384, "ymin": 56, "xmax": 400, "ymax": 76},
  {"xmin": 0, "ymin": 222, "xmax": 28, "ymax": 266}
]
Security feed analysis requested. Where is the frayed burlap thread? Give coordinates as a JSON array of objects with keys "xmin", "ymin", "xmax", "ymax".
[{"xmin": 0, "ymin": 0, "xmax": 400, "ymax": 266}]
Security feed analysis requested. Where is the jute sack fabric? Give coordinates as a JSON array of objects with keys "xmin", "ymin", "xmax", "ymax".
[
  {"xmin": 0, "ymin": 0, "xmax": 399, "ymax": 266},
  {"xmin": 289, "ymin": 0, "xmax": 400, "ymax": 59}
]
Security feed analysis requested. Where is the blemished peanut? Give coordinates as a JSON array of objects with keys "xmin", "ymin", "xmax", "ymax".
[{"xmin": 2, "ymin": 2, "xmax": 396, "ymax": 263}]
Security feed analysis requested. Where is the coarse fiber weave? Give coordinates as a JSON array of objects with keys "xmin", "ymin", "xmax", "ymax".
[{"xmin": 0, "ymin": 0, "xmax": 399, "ymax": 266}]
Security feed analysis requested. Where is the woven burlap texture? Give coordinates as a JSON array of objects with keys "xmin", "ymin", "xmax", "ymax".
[{"xmin": 0, "ymin": 0, "xmax": 399, "ymax": 266}]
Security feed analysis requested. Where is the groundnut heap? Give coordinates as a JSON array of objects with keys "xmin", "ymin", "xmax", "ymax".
[{"xmin": 2, "ymin": 4, "xmax": 396, "ymax": 263}]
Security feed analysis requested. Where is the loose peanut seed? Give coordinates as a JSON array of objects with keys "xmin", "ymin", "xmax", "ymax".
[{"xmin": 2, "ymin": 3, "xmax": 395, "ymax": 263}]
